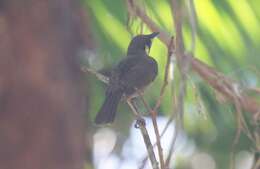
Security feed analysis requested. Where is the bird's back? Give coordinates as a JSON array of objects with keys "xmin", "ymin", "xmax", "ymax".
[{"xmin": 111, "ymin": 53, "xmax": 158, "ymax": 95}]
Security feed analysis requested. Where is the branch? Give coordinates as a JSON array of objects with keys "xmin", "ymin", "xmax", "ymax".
[
  {"xmin": 81, "ymin": 67, "xmax": 109, "ymax": 84},
  {"xmin": 136, "ymin": 90, "xmax": 165, "ymax": 169},
  {"xmin": 136, "ymin": 121, "xmax": 159, "ymax": 169},
  {"xmin": 153, "ymin": 37, "xmax": 174, "ymax": 111},
  {"xmin": 127, "ymin": 100, "xmax": 159, "ymax": 169}
]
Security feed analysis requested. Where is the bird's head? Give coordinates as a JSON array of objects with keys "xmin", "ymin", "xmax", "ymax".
[{"xmin": 127, "ymin": 32, "xmax": 159, "ymax": 55}]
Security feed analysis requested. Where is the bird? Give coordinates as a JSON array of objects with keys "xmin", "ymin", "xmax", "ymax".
[{"xmin": 95, "ymin": 32, "xmax": 159, "ymax": 124}]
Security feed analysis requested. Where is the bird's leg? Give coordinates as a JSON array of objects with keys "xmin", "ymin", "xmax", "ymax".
[
  {"xmin": 126, "ymin": 98, "xmax": 146, "ymax": 127},
  {"xmin": 126, "ymin": 97, "xmax": 139, "ymax": 117}
]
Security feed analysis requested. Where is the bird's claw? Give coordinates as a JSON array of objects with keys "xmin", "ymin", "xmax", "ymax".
[{"xmin": 134, "ymin": 117, "xmax": 146, "ymax": 128}]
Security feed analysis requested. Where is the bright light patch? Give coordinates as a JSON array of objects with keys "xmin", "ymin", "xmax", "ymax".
[
  {"xmin": 149, "ymin": 0, "xmax": 173, "ymax": 31},
  {"xmin": 227, "ymin": 0, "xmax": 260, "ymax": 44},
  {"xmin": 235, "ymin": 151, "xmax": 254, "ymax": 169},
  {"xmin": 191, "ymin": 152, "xmax": 216, "ymax": 169},
  {"xmin": 94, "ymin": 128, "xmax": 117, "ymax": 163},
  {"xmin": 195, "ymin": 0, "xmax": 245, "ymax": 58},
  {"xmin": 97, "ymin": 154, "xmax": 120, "ymax": 169}
]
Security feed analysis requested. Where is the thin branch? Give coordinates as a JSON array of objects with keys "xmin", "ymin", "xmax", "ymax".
[
  {"xmin": 153, "ymin": 36, "xmax": 174, "ymax": 111},
  {"xmin": 136, "ymin": 90, "xmax": 165, "ymax": 169},
  {"xmin": 138, "ymin": 111, "xmax": 177, "ymax": 169},
  {"xmin": 229, "ymin": 102, "xmax": 242, "ymax": 169},
  {"xmin": 191, "ymin": 59, "xmax": 260, "ymax": 116},
  {"xmin": 165, "ymin": 121, "xmax": 179, "ymax": 166},
  {"xmin": 81, "ymin": 67, "xmax": 109, "ymax": 84},
  {"xmin": 230, "ymin": 86, "xmax": 257, "ymax": 169},
  {"xmin": 127, "ymin": 100, "xmax": 159, "ymax": 169}
]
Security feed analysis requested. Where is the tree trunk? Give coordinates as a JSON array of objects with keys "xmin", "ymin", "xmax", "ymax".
[{"xmin": 0, "ymin": 1, "xmax": 87, "ymax": 169}]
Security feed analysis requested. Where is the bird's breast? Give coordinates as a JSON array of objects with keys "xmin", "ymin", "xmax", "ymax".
[{"xmin": 121, "ymin": 56, "xmax": 158, "ymax": 96}]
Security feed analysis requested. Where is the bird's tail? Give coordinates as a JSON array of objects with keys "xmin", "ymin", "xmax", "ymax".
[{"xmin": 95, "ymin": 90, "xmax": 123, "ymax": 124}]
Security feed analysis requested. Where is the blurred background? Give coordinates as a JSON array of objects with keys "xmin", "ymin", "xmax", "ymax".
[
  {"xmin": 83, "ymin": 0, "xmax": 260, "ymax": 169},
  {"xmin": 0, "ymin": 0, "xmax": 259, "ymax": 169}
]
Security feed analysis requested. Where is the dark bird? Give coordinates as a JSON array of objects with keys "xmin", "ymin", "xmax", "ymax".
[{"xmin": 95, "ymin": 32, "xmax": 159, "ymax": 124}]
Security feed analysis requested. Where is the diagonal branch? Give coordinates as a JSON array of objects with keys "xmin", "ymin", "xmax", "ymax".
[
  {"xmin": 127, "ymin": 100, "xmax": 159, "ymax": 169},
  {"xmin": 136, "ymin": 90, "xmax": 165, "ymax": 169}
]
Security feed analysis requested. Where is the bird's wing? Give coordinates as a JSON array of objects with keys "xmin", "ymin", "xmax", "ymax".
[
  {"xmin": 106, "ymin": 55, "xmax": 140, "ymax": 95},
  {"xmin": 120, "ymin": 57, "xmax": 158, "ymax": 89},
  {"xmin": 115, "ymin": 55, "xmax": 141, "ymax": 76}
]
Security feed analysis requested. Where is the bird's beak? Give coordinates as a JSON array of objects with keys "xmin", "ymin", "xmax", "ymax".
[
  {"xmin": 145, "ymin": 32, "xmax": 159, "ymax": 54},
  {"xmin": 147, "ymin": 32, "xmax": 159, "ymax": 39}
]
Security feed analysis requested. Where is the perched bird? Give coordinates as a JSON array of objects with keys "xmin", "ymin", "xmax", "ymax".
[{"xmin": 95, "ymin": 32, "xmax": 159, "ymax": 124}]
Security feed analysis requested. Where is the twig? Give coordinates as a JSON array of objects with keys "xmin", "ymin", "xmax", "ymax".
[
  {"xmin": 165, "ymin": 85, "xmax": 179, "ymax": 166},
  {"xmin": 229, "ymin": 103, "xmax": 242, "ymax": 169},
  {"xmin": 230, "ymin": 88, "xmax": 257, "ymax": 169},
  {"xmin": 136, "ymin": 90, "xmax": 165, "ymax": 169},
  {"xmin": 138, "ymin": 112, "xmax": 177, "ymax": 169},
  {"xmin": 153, "ymin": 36, "xmax": 174, "ymax": 111},
  {"xmin": 138, "ymin": 111, "xmax": 177, "ymax": 169},
  {"xmin": 81, "ymin": 67, "xmax": 109, "ymax": 84},
  {"xmin": 127, "ymin": 100, "xmax": 159, "ymax": 169},
  {"xmin": 126, "ymin": 99, "xmax": 141, "ymax": 119},
  {"xmin": 165, "ymin": 121, "xmax": 179, "ymax": 166}
]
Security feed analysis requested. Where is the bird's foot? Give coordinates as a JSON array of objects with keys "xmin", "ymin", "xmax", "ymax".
[{"xmin": 134, "ymin": 117, "xmax": 146, "ymax": 128}]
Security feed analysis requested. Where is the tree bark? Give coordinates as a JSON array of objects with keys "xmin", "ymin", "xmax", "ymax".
[{"xmin": 0, "ymin": 1, "xmax": 87, "ymax": 169}]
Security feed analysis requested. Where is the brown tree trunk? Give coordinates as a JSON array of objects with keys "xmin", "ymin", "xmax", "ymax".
[{"xmin": 0, "ymin": 1, "xmax": 87, "ymax": 169}]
